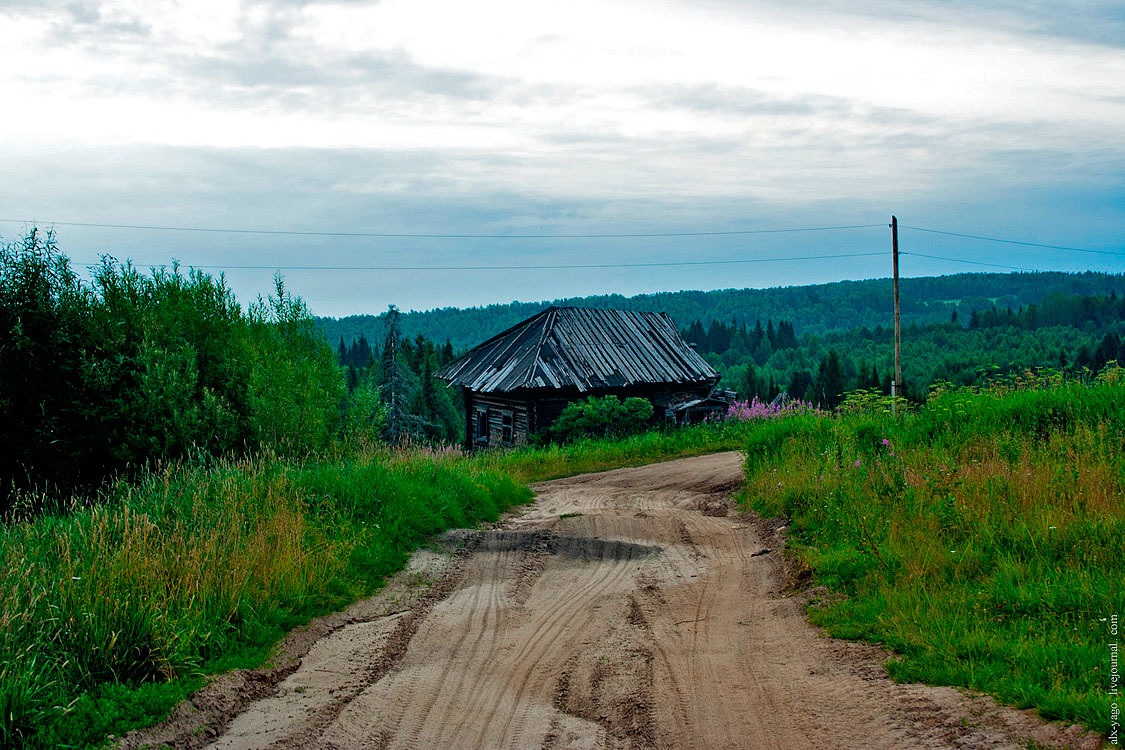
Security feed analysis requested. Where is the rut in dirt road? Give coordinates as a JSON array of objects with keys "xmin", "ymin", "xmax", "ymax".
[{"xmin": 146, "ymin": 452, "xmax": 1099, "ymax": 750}]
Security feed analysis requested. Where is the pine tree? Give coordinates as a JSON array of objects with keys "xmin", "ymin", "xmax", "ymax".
[
  {"xmin": 356, "ymin": 334, "xmax": 373, "ymax": 367},
  {"xmin": 381, "ymin": 305, "xmax": 412, "ymax": 444},
  {"xmin": 421, "ymin": 359, "xmax": 438, "ymax": 422},
  {"xmin": 740, "ymin": 363, "xmax": 761, "ymax": 401},
  {"xmin": 813, "ymin": 350, "xmax": 846, "ymax": 408},
  {"xmin": 750, "ymin": 319, "xmax": 764, "ymax": 350},
  {"xmin": 775, "ymin": 320, "xmax": 797, "ymax": 349},
  {"xmin": 789, "ymin": 370, "xmax": 813, "ymax": 400},
  {"xmin": 706, "ymin": 319, "xmax": 730, "ymax": 353},
  {"xmin": 685, "ymin": 320, "xmax": 706, "ymax": 350}
]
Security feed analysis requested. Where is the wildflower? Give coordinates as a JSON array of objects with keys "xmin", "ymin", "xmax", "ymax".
[
  {"xmin": 853, "ymin": 459, "xmax": 861, "ymax": 468},
  {"xmin": 721, "ymin": 396, "xmax": 817, "ymax": 422},
  {"xmin": 881, "ymin": 438, "xmax": 890, "ymax": 446}
]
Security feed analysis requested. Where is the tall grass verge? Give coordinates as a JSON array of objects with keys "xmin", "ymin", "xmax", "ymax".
[
  {"xmin": 475, "ymin": 420, "xmax": 753, "ymax": 483},
  {"xmin": 742, "ymin": 373, "xmax": 1125, "ymax": 736},
  {"xmin": 0, "ymin": 453, "xmax": 529, "ymax": 748}
]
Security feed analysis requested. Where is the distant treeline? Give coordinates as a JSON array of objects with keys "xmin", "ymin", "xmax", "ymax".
[
  {"xmin": 678, "ymin": 290, "xmax": 1125, "ymax": 407},
  {"xmin": 315, "ymin": 271, "xmax": 1124, "ymax": 352}
]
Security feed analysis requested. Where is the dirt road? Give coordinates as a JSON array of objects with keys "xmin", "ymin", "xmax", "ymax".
[{"xmin": 130, "ymin": 452, "xmax": 1100, "ymax": 750}]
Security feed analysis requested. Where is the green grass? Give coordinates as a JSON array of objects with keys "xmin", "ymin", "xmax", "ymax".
[
  {"xmin": 742, "ymin": 373, "xmax": 1125, "ymax": 737},
  {"xmin": 474, "ymin": 420, "xmax": 749, "ymax": 482},
  {"xmin": 0, "ymin": 452, "xmax": 530, "ymax": 748}
]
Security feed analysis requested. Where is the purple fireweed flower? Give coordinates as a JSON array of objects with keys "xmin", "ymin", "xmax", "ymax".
[
  {"xmin": 881, "ymin": 438, "xmax": 891, "ymax": 446},
  {"xmin": 721, "ymin": 396, "xmax": 817, "ymax": 422},
  {"xmin": 853, "ymin": 459, "xmax": 862, "ymax": 468}
]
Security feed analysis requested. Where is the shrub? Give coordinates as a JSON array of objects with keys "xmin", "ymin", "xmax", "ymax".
[
  {"xmin": 0, "ymin": 229, "xmax": 99, "ymax": 509},
  {"xmin": 245, "ymin": 276, "xmax": 344, "ymax": 455},
  {"xmin": 0, "ymin": 231, "xmax": 348, "ymax": 514},
  {"xmin": 547, "ymin": 395, "xmax": 654, "ymax": 443}
]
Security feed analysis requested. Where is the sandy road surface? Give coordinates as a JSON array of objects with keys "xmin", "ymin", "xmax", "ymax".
[{"xmin": 128, "ymin": 452, "xmax": 1100, "ymax": 750}]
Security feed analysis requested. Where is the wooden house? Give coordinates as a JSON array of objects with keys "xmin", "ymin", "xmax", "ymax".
[{"xmin": 435, "ymin": 306, "xmax": 727, "ymax": 449}]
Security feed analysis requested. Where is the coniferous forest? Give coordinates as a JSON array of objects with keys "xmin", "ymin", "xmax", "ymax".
[
  {"xmin": 675, "ymin": 290, "xmax": 1125, "ymax": 407},
  {"xmin": 319, "ymin": 274, "xmax": 1125, "ymax": 410}
]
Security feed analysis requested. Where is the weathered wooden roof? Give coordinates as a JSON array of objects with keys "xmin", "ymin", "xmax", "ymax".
[{"xmin": 436, "ymin": 307, "xmax": 718, "ymax": 393}]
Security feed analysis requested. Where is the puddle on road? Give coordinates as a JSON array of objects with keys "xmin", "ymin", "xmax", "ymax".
[{"xmin": 438, "ymin": 529, "xmax": 662, "ymax": 562}]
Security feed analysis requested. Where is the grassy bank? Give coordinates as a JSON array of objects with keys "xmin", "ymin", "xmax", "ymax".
[
  {"xmin": 0, "ymin": 453, "xmax": 530, "ymax": 748},
  {"xmin": 477, "ymin": 420, "xmax": 751, "ymax": 483},
  {"xmin": 742, "ymin": 374, "xmax": 1124, "ymax": 736}
]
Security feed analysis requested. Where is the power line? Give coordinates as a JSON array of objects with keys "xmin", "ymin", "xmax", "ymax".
[
  {"xmin": 74, "ymin": 250, "xmax": 888, "ymax": 272},
  {"xmin": 0, "ymin": 217, "xmax": 885, "ymax": 240},
  {"xmin": 4, "ymin": 215, "xmax": 1117, "ymax": 255},
  {"xmin": 901, "ymin": 225, "xmax": 1125, "ymax": 257},
  {"xmin": 905, "ymin": 251, "xmax": 1035, "ymax": 272},
  {"xmin": 12, "ymin": 214, "xmax": 1120, "ymax": 274}
]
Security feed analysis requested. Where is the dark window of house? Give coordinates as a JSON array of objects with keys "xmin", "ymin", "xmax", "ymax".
[{"xmin": 501, "ymin": 410, "xmax": 514, "ymax": 444}]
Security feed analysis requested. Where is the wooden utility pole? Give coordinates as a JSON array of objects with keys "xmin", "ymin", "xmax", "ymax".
[{"xmin": 891, "ymin": 216, "xmax": 902, "ymax": 415}]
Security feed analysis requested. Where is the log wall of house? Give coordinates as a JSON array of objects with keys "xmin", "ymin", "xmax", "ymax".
[
  {"xmin": 462, "ymin": 381, "xmax": 719, "ymax": 451},
  {"xmin": 465, "ymin": 392, "xmax": 531, "ymax": 449}
]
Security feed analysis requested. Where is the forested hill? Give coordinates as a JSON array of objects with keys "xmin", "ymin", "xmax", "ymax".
[{"xmin": 315, "ymin": 271, "xmax": 1124, "ymax": 352}]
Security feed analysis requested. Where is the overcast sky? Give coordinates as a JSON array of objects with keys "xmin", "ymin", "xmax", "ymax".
[{"xmin": 2, "ymin": 0, "xmax": 1123, "ymax": 316}]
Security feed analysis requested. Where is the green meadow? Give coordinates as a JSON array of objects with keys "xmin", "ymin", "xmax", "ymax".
[{"xmin": 741, "ymin": 372, "xmax": 1125, "ymax": 736}]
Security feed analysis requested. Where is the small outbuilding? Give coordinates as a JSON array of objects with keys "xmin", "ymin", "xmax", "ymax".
[{"xmin": 436, "ymin": 306, "xmax": 727, "ymax": 449}]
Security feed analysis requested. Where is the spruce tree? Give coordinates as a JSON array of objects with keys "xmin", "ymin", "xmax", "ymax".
[
  {"xmin": 380, "ymin": 305, "xmax": 412, "ymax": 444},
  {"xmin": 813, "ymin": 350, "xmax": 846, "ymax": 408}
]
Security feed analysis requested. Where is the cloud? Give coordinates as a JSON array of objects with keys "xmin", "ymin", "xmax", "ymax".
[
  {"xmin": 0, "ymin": 0, "xmax": 153, "ymax": 43},
  {"xmin": 695, "ymin": 0, "xmax": 1125, "ymax": 48},
  {"xmin": 4, "ymin": 0, "xmax": 509, "ymax": 115},
  {"xmin": 176, "ymin": 48, "xmax": 505, "ymax": 107},
  {"xmin": 0, "ymin": 0, "xmax": 1121, "ymax": 314},
  {"xmin": 639, "ymin": 84, "xmax": 947, "ymax": 129},
  {"xmin": 902, "ymin": 0, "xmax": 1125, "ymax": 48}
]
